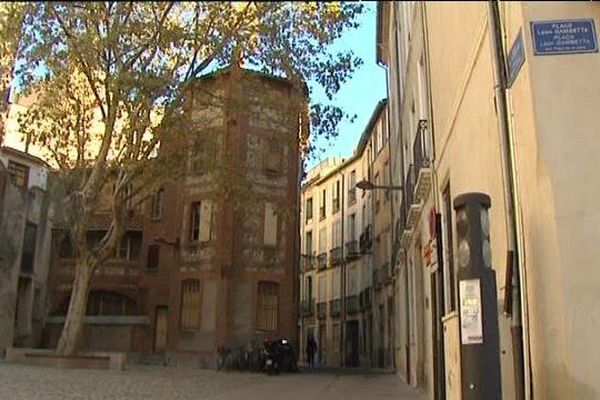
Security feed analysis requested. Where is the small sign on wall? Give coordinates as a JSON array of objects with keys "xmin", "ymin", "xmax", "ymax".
[
  {"xmin": 531, "ymin": 19, "xmax": 598, "ymax": 55},
  {"xmin": 459, "ymin": 279, "xmax": 483, "ymax": 345},
  {"xmin": 507, "ymin": 30, "xmax": 525, "ymax": 87}
]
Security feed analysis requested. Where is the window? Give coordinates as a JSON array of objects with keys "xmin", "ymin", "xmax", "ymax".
[
  {"xmin": 59, "ymin": 235, "xmax": 75, "ymax": 259},
  {"xmin": 305, "ymin": 231, "xmax": 313, "ymax": 255},
  {"xmin": 7, "ymin": 160, "xmax": 29, "ymax": 188},
  {"xmin": 257, "ymin": 282, "xmax": 279, "ymax": 331},
  {"xmin": 318, "ymin": 276, "xmax": 327, "ymax": 302},
  {"xmin": 332, "ymin": 220, "xmax": 341, "ymax": 248},
  {"xmin": 318, "ymin": 227, "xmax": 327, "ymax": 254},
  {"xmin": 115, "ymin": 232, "xmax": 142, "ymax": 260},
  {"xmin": 86, "ymin": 290, "xmax": 136, "ymax": 316},
  {"xmin": 384, "ymin": 161, "xmax": 390, "ymax": 200},
  {"xmin": 189, "ymin": 200, "xmax": 212, "ymax": 242},
  {"xmin": 349, "ymin": 214, "xmax": 356, "ymax": 241},
  {"xmin": 151, "ymin": 189, "xmax": 163, "ymax": 220},
  {"xmin": 116, "ymin": 236, "xmax": 130, "ymax": 259},
  {"xmin": 263, "ymin": 138, "xmax": 282, "ymax": 175},
  {"xmin": 180, "ymin": 279, "xmax": 201, "ymax": 330},
  {"xmin": 147, "ymin": 245, "xmax": 160, "ymax": 270},
  {"xmin": 374, "ymin": 173, "xmax": 380, "ymax": 213},
  {"xmin": 21, "ymin": 223, "xmax": 37, "ymax": 273},
  {"xmin": 306, "ymin": 276, "xmax": 313, "ymax": 301},
  {"xmin": 264, "ymin": 202, "xmax": 278, "ymax": 246},
  {"xmin": 306, "ymin": 198, "xmax": 313, "ymax": 222},
  {"xmin": 348, "ymin": 170, "xmax": 356, "ymax": 204},
  {"xmin": 191, "ymin": 136, "xmax": 217, "ymax": 174},
  {"xmin": 332, "ymin": 181, "xmax": 340, "ymax": 213},
  {"xmin": 320, "ymin": 189, "xmax": 326, "ymax": 219}
]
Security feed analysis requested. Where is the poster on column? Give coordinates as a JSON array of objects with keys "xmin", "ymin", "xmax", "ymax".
[{"xmin": 459, "ymin": 279, "xmax": 483, "ymax": 345}]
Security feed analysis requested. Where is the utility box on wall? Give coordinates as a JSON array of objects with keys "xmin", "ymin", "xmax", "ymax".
[{"xmin": 443, "ymin": 311, "xmax": 462, "ymax": 400}]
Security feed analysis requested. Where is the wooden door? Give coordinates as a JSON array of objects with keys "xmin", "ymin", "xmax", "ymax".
[{"xmin": 154, "ymin": 306, "xmax": 168, "ymax": 351}]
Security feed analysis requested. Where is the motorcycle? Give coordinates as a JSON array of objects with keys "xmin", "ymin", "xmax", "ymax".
[{"xmin": 262, "ymin": 338, "xmax": 298, "ymax": 375}]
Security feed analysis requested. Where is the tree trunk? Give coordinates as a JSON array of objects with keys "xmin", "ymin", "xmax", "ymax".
[{"xmin": 56, "ymin": 259, "xmax": 94, "ymax": 356}]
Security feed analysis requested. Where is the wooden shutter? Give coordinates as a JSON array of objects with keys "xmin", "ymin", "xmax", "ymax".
[
  {"xmin": 263, "ymin": 202, "xmax": 277, "ymax": 246},
  {"xmin": 199, "ymin": 200, "xmax": 212, "ymax": 242},
  {"xmin": 181, "ymin": 280, "xmax": 200, "ymax": 330}
]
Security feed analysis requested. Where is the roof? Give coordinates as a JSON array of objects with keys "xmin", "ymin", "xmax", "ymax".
[
  {"xmin": 302, "ymin": 98, "xmax": 388, "ymax": 192},
  {"xmin": 355, "ymin": 99, "xmax": 388, "ymax": 155},
  {"xmin": 0, "ymin": 146, "xmax": 51, "ymax": 168},
  {"xmin": 195, "ymin": 65, "xmax": 309, "ymax": 97}
]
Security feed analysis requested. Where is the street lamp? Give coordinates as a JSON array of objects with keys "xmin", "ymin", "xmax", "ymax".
[{"xmin": 356, "ymin": 179, "xmax": 402, "ymax": 191}]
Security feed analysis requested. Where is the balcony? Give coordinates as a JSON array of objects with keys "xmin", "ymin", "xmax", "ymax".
[
  {"xmin": 329, "ymin": 247, "xmax": 342, "ymax": 266},
  {"xmin": 413, "ymin": 120, "xmax": 433, "ymax": 202},
  {"xmin": 404, "ymin": 164, "xmax": 422, "ymax": 230},
  {"xmin": 345, "ymin": 240, "xmax": 360, "ymax": 260},
  {"xmin": 346, "ymin": 295, "xmax": 359, "ymax": 315},
  {"xmin": 301, "ymin": 254, "xmax": 316, "ymax": 272},
  {"xmin": 330, "ymin": 299, "xmax": 341, "ymax": 317},
  {"xmin": 348, "ymin": 188, "xmax": 356, "ymax": 205},
  {"xmin": 359, "ymin": 225, "xmax": 373, "ymax": 253},
  {"xmin": 317, "ymin": 253, "xmax": 327, "ymax": 270},
  {"xmin": 302, "ymin": 300, "xmax": 314, "ymax": 317},
  {"xmin": 317, "ymin": 302, "xmax": 327, "ymax": 319}
]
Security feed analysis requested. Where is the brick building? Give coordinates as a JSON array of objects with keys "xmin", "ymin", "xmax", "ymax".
[{"xmin": 47, "ymin": 65, "xmax": 308, "ymax": 364}]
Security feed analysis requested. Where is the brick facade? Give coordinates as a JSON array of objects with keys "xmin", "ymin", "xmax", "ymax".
[{"xmin": 48, "ymin": 66, "xmax": 306, "ymax": 360}]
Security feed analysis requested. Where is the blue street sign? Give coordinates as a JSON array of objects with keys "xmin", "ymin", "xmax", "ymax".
[
  {"xmin": 507, "ymin": 30, "xmax": 525, "ymax": 87},
  {"xmin": 531, "ymin": 19, "xmax": 598, "ymax": 55}
]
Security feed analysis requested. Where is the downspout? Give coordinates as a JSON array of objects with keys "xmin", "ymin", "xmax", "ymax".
[
  {"xmin": 339, "ymin": 170, "xmax": 346, "ymax": 367},
  {"xmin": 488, "ymin": 2, "xmax": 531, "ymax": 399}
]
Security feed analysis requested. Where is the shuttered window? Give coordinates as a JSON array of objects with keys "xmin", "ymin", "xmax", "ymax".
[
  {"xmin": 257, "ymin": 282, "xmax": 279, "ymax": 331},
  {"xmin": 180, "ymin": 279, "xmax": 201, "ymax": 330},
  {"xmin": 190, "ymin": 200, "xmax": 212, "ymax": 242},
  {"xmin": 264, "ymin": 202, "xmax": 278, "ymax": 246}
]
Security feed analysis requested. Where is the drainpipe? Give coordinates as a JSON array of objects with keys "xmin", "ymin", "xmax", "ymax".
[
  {"xmin": 488, "ymin": 2, "xmax": 531, "ymax": 399},
  {"xmin": 339, "ymin": 170, "xmax": 346, "ymax": 367}
]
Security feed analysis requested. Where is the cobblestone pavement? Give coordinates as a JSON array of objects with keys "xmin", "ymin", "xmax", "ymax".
[{"xmin": 0, "ymin": 364, "xmax": 426, "ymax": 400}]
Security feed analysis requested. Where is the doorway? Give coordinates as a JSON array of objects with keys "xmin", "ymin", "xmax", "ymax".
[
  {"xmin": 345, "ymin": 320, "xmax": 359, "ymax": 367},
  {"xmin": 318, "ymin": 323, "xmax": 326, "ymax": 366},
  {"xmin": 154, "ymin": 306, "xmax": 168, "ymax": 352}
]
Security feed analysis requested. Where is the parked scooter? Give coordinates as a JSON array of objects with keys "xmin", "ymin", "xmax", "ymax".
[{"xmin": 262, "ymin": 338, "xmax": 298, "ymax": 375}]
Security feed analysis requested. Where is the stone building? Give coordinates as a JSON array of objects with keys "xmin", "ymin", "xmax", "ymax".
[
  {"xmin": 298, "ymin": 100, "xmax": 390, "ymax": 368},
  {"xmin": 378, "ymin": 1, "xmax": 600, "ymax": 399},
  {"xmin": 0, "ymin": 146, "xmax": 53, "ymax": 353},
  {"xmin": 47, "ymin": 65, "xmax": 308, "ymax": 365}
]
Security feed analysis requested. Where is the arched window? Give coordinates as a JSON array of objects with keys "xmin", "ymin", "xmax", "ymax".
[
  {"xmin": 257, "ymin": 281, "xmax": 279, "ymax": 331},
  {"xmin": 180, "ymin": 279, "xmax": 201, "ymax": 330}
]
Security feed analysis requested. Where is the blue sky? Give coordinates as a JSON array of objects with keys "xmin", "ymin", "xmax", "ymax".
[{"xmin": 306, "ymin": 2, "xmax": 387, "ymax": 169}]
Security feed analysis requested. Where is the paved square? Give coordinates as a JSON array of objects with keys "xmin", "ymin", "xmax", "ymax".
[{"xmin": 0, "ymin": 364, "xmax": 425, "ymax": 400}]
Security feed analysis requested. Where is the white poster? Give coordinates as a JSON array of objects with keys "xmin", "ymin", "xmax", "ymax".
[{"xmin": 459, "ymin": 279, "xmax": 483, "ymax": 345}]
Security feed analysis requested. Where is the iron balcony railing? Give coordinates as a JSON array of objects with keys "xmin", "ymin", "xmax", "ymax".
[
  {"xmin": 301, "ymin": 254, "xmax": 316, "ymax": 272},
  {"xmin": 302, "ymin": 300, "xmax": 315, "ymax": 317},
  {"xmin": 413, "ymin": 120, "xmax": 430, "ymax": 172},
  {"xmin": 359, "ymin": 225, "xmax": 373, "ymax": 253},
  {"xmin": 346, "ymin": 295, "xmax": 359, "ymax": 315},
  {"xmin": 345, "ymin": 240, "xmax": 360, "ymax": 259},
  {"xmin": 329, "ymin": 247, "xmax": 342, "ymax": 266},
  {"xmin": 317, "ymin": 253, "xmax": 327, "ymax": 270},
  {"xmin": 317, "ymin": 302, "xmax": 327, "ymax": 319},
  {"xmin": 402, "ymin": 164, "xmax": 417, "ymax": 228},
  {"xmin": 330, "ymin": 299, "xmax": 341, "ymax": 317}
]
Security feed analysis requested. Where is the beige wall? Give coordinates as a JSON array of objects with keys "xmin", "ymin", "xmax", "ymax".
[{"xmin": 502, "ymin": 2, "xmax": 600, "ymax": 398}]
